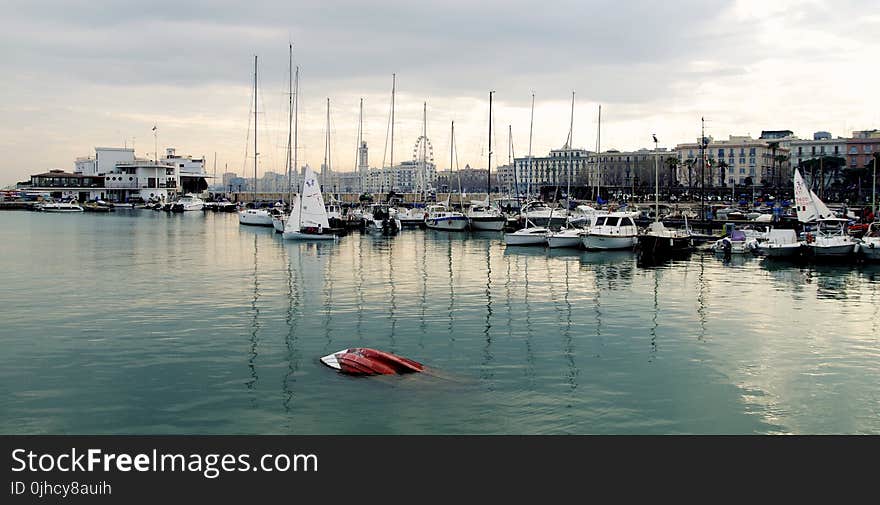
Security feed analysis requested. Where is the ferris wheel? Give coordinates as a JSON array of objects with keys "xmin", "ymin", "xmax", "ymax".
[{"xmin": 412, "ymin": 135, "xmax": 434, "ymax": 192}]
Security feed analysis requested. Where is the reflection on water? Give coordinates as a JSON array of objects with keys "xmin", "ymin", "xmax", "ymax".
[{"xmin": 1, "ymin": 212, "xmax": 880, "ymax": 434}]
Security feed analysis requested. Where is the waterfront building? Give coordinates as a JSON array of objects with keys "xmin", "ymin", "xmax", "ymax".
[
  {"xmin": 512, "ymin": 146, "xmax": 592, "ymax": 191},
  {"xmin": 221, "ymin": 172, "xmax": 238, "ymax": 190},
  {"xmin": 846, "ymin": 131, "xmax": 880, "ymax": 170},
  {"xmin": 161, "ymin": 148, "xmax": 209, "ymax": 193},
  {"xmin": 361, "ymin": 161, "xmax": 438, "ymax": 194},
  {"xmin": 594, "ymin": 148, "xmax": 676, "ymax": 192},
  {"xmin": 790, "ymin": 132, "xmax": 848, "ymax": 169},
  {"xmin": 436, "ymin": 165, "xmax": 499, "ymax": 194},
  {"xmin": 675, "ymin": 136, "xmax": 791, "ymax": 188},
  {"xmin": 24, "ymin": 169, "xmax": 106, "ymax": 202}
]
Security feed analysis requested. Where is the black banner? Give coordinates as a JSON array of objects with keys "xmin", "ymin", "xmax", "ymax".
[{"xmin": 1, "ymin": 436, "xmax": 875, "ymax": 503}]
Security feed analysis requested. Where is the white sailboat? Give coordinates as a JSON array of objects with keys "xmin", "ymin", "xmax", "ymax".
[
  {"xmin": 282, "ymin": 166, "xmax": 336, "ymax": 241},
  {"xmin": 274, "ymin": 44, "xmax": 299, "ymax": 234},
  {"xmin": 426, "ymin": 120, "xmax": 468, "ymax": 231},
  {"xmin": 504, "ymin": 90, "xmax": 550, "ymax": 246},
  {"xmin": 239, "ymin": 55, "xmax": 274, "ymax": 227},
  {"xmin": 466, "ymin": 92, "xmax": 506, "ymax": 231},
  {"xmin": 794, "ymin": 169, "xmax": 856, "ymax": 257},
  {"xmin": 547, "ymin": 91, "xmax": 583, "ymax": 249}
]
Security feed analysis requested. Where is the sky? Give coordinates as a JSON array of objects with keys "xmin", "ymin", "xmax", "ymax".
[{"xmin": 2, "ymin": 0, "xmax": 879, "ymax": 185}]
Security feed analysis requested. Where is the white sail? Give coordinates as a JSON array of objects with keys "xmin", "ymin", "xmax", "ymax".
[
  {"xmin": 794, "ymin": 169, "xmax": 834, "ymax": 223},
  {"xmin": 300, "ymin": 166, "xmax": 330, "ymax": 229},
  {"xmin": 810, "ymin": 188, "xmax": 835, "ymax": 220}
]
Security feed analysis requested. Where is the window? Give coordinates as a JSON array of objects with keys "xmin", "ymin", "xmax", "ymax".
[
  {"xmin": 866, "ymin": 145, "xmax": 873, "ymax": 153},
  {"xmin": 834, "ymin": 146, "xmax": 839, "ymax": 154},
  {"xmin": 811, "ymin": 146, "xmax": 816, "ymax": 155},
  {"xmin": 740, "ymin": 168, "xmax": 746, "ymax": 174},
  {"xmin": 850, "ymin": 147, "xmax": 858, "ymax": 154},
  {"xmin": 820, "ymin": 146, "xmax": 826, "ymax": 154},
  {"xmin": 718, "ymin": 149, "xmax": 725, "ymax": 157},
  {"xmin": 749, "ymin": 147, "xmax": 756, "ymax": 156},
  {"xmin": 749, "ymin": 158, "xmax": 756, "ymax": 166},
  {"xmin": 740, "ymin": 157, "xmax": 746, "ymax": 165},
  {"xmin": 749, "ymin": 168, "xmax": 755, "ymax": 175},
  {"xmin": 798, "ymin": 147, "xmax": 803, "ymax": 155}
]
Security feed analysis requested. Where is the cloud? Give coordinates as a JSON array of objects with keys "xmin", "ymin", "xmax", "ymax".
[{"xmin": 1, "ymin": 0, "xmax": 878, "ymax": 185}]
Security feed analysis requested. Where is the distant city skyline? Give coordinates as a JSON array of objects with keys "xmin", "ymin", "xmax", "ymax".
[{"xmin": 2, "ymin": 0, "xmax": 879, "ymax": 186}]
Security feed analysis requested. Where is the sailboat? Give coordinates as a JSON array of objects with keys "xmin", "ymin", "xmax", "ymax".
[
  {"xmin": 282, "ymin": 166, "xmax": 336, "ymax": 241},
  {"xmin": 425, "ymin": 120, "xmax": 468, "ymax": 231},
  {"xmin": 239, "ymin": 55, "xmax": 275, "ymax": 227},
  {"xmin": 794, "ymin": 169, "xmax": 856, "ymax": 257},
  {"xmin": 466, "ymin": 91, "xmax": 506, "ymax": 231},
  {"xmin": 505, "ymin": 91, "xmax": 550, "ymax": 246},
  {"xmin": 274, "ymin": 45, "xmax": 298, "ymax": 233},
  {"xmin": 362, "ymin": 75, "xmax": 402, "ymax": 235},
  {"xmin": 547, "ymin": 91, "xmax": 584, "ymax": 249},
  {"xmin": 398, "ymin": 102, "xmax": 430, "ymax": 227},
  {"xmin": 637, "ymin": 133, "xmax": 693, "ymax": 258}
]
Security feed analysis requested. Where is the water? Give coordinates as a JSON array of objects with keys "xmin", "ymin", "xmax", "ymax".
[{"xmin": 1, "ymin": 211, "xmax": 879, "ymax": 434}]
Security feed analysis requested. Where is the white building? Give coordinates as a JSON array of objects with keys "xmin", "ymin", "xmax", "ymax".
[
  {"xmin": 789, "ymin": 132, "xmax": 848, "ymax": 169},
  {"xmin": 675, "ymin": 136, "xmax": 792, "ymax": 188},
  {"xmin": 361, "ymin": 161, "xmax": 438, "ymax": 194}
]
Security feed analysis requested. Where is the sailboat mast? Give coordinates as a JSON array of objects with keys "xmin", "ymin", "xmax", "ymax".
[
  {"xmin": 286, "ymin": 44, "xmax": 293, "ymax": 206},
  {"xmin": 528, "ymin": 92, "xmax": 534, "ymax": 200},
  {"xmin": 488, "ymin": 90, "xmax": 494, "ymax": 203},
  {"xmin": 595, "ymin": 105, "xmax": 601, "ymax": 201},
  {"xmin": 253, "ymin": 55, "xmax": 258, "ymax": 204},
  {"xmin": 422, "ymin": 101, "xmax": 427, "ymax": 202},
  {"xmin": 356, "ymin": 98, "xmax": 363, "ymax": 193},
  {"xmin": 293, "ymin": 65, "xmax": 299, "ymax": 201},
  {"xmin": 568, "ymin": 91, "xmax": 574, "ymax": 210},
  {"xmin": 654, "ymin": 135, "xmax": 660, "ymax": 223},
  {"xmin": 510, "ymin": 123, "xmax": 520, "ymax": 201},
  {"xmin": 324, "ymin": 98, "xmax": 330, "ymax": 192},
  {"xmin": 390, "ymin": 74, "xmax": 396, "ymax": 193}
]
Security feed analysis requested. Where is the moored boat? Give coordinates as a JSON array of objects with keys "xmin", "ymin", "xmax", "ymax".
[{"xmin": 581, "ymin": 212, "xmax": 639, "ymax": 250}]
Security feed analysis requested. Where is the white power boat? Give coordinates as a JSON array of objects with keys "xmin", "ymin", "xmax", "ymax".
[
  {"xmin": 755, "ymin": 229, "xmax": 801, "ymax": 258},
  {"xmin": 171, "ymin": 193, "xmax": 205, "ymax": 212},
  {"xmin": 362, "ymin": 204, "xmax": 402, "ymax": 234},
  {"xmin": 466, "ymin": 201, "xmax": 506, "ymax": 231},
  {"xmin": 239, "ymin": 207, "xmax": 275, "ymax": 227},
  {"xmin": 38, "ymin": 199, "xmax": 84, "ymax": 212},
  {"xmin": 582, "ymin": 212, "xmax": 639, "ymax": 250},
  {"xmin": 546, "ymin": 228, "xmax": 582, "ymax": 249},
  {"xmin": 804, "ymin": 218, "xmax": 857, "ymax": 258},
  {"xmin": 396, "ymin": 206, "xmax": 427, "ymax": 227},
  {"xmin": 504, "ymin": 216, "xmax": 550, "ymax": 246},
  {"xmin": 425, "ymin": 203, "xmax": 468, "ymax": 231},
  {"xmin": 856, "ymin": 222, "xmax": 880, "ymax": 261},
  {"xmin": 520, "ymin": 200, "xmax": 568, "ymax": 227},
  {"xmin": 567, "ymin": 205, "xmax": 599, "ymax": 228},
  {"xmin": 282, "ymin": 167, "xmax": 337, "ymax": 241},
  {"xmin": 712, "ymin": 228, "xmax": 763, "ymax": 255}
]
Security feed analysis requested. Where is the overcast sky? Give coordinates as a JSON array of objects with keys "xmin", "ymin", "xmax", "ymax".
[{"xmin": 2, "ymin": 0, "xmax": 878, "ymax": 185}]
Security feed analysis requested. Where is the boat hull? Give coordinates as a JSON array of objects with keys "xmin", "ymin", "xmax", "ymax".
[
  {"xmin": 756, "ymin": 243, "xmax": 802, "ymax": 258},
  {"xmin": 425, "ymin": 217, "xmax": 468, "ymax": 231},
  {"xmin": 238, "ymin": 211, "xmax": 275, "ymax": 227},
  {"xmin": 505, "ymin": 232, "xmax": 547, "ymax": 246},
  {"xmin": 857, "ymin": 241, "xmax": 880, "ymax": 261},
  {"xmin": 638, "ymin": 235, "xmax": 693, "ymax": 257},
  {"xmin": 806, "ymin": 243, "xmax": 856, "ymax": 257},
  {"xmin": 282, "ymin": 231, "xmax": 337, "ymax": 241},
  {"xmin": 582, "ymin": 234, "xmax": 637, "ymax": 250},
  {"xmin": 468, "ymin": 217, "xmax": 506, "ymax": 231},
  {"xmin": 546, "ymin": 233, "xmax": 583, "ymax": 249}
]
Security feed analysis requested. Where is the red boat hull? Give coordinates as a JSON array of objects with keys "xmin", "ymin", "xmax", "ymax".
[{"xmin": 320, "ymin": 348, "xmax": 424, "ymax": 376}]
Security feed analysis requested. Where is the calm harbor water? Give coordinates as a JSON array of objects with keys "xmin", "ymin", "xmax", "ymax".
[{"xmin": 1, "ymin": 210, "xmax": 879, "ymax": 434}]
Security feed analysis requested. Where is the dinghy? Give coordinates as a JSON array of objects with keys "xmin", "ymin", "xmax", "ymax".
[{"xmin": 320, "ymin": 348, "xmax": 424, "ymax": 376}]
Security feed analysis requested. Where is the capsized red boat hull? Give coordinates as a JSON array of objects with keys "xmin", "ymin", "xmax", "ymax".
[{"xmin": 320, "ymin": 348, "xmax": 424, "ymax": 375}]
